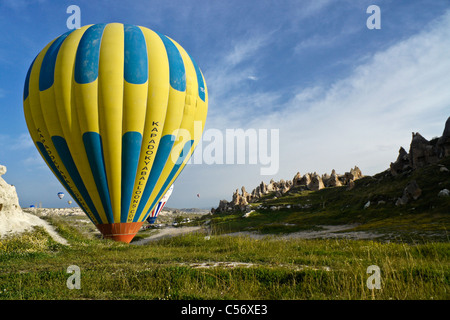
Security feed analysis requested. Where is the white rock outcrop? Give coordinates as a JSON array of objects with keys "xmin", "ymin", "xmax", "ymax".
[{"xmin": 0, "ymin": 164, "xmax": 68, "ymax": 245}]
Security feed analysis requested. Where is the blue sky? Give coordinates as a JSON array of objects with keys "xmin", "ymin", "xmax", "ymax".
[{"xmin": 0, "ymin": 0, "xmax": 449, "ymax": 209}]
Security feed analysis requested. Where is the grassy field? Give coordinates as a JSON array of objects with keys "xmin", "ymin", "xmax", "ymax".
[
  {"xmin": 0, "ymin": 214, "xmax": 448, "ymax": 300},
  {"xmin": 0, "ymin": 158, "xmax": 449, "ymax": 300}
]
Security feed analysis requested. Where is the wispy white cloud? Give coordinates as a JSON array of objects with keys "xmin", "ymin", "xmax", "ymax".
[
  {"xmin": 205, "ymin": 10, "xmax": 450, "ymax": 182},
  {"xmin": 273, "ymin": 10, "xmax": 450, "ymax": 175},
  {"xmin": 9, "ymin": 133, "xmax": 34, "ymax": 150},
  {"xmin": 224, "ymin": 34, "xmax": 271, "ymax": 67},
  {"xmin": 293, "ymin": 22, "xmax": 359, "ymax": 54},
  {"xmin": 22, "ymin": 153, "xmax": 47, "ymax": 171},
  {"xmin": 0, "ymin": 132, "xmax": 34, "ymax": 151},
  {"xmin": 204, "ymin": 33, "xmax": 275, "ymax": 127},
  {"xmin": 289, "ymin": 0, "xmax": 335, "ymax": 21},
  {"xmin": 1, "ymin": 0, "xmax": 47, "ymax": 11}
]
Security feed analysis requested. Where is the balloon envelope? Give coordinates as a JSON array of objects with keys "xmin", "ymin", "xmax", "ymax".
[
  {"xmin": 147, "ymin": 184, "xmax": 173, "ymax": 224},
  {"xmin": 23, "ymin": 23, "xmax": 208, "ymax": 243},
  {"xmin": 57, "ymin": 192, "xmax": 64, "ymax": 199}
]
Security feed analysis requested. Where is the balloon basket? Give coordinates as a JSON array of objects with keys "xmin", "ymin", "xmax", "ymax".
[
  {"xmin": 96, "ymin": 222, "xmax": 144, "ymax": 243},
  {"xmin": 147, "ymin": 217, "xmax": 157, "ymax": 224}
]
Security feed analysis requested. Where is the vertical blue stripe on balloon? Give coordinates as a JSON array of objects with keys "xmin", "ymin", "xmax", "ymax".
[
  {"xmin": 23, "ymin": 54, "xmax": 37, "ymax": 101},
  {"xmin": 141, "ymin": 140, "xmax": 194, "ymax": 222},
  {"xmin": 188, "ymin": 53, "xmax": 206, "ymax": 102},
  {"xmin": 39, "ymin": 30, "xmax": 73, "ymax": 91},
  {"xmin": 124, "ymin": 24, "xmax": 148, "ymax": 84},
  {"xmin": 52, "ymin": 136, "xmax": 103, "ymax": 224},
  {"xmin": 82, "ymin": 132, "xmax": 114, "ymax": 223},
  {"xmin": 157, "ymin": 33, "xmax": 186, "ymax": 92},
  {"xmin": 132, "ymin": 135, "xmax": 175, "ymax": 222},
  {"xmin": 75, "ymin": 24, "xmax": 106, "ymax": 84},
  {"xmin": 155, "ymin": 202, "xmax": 163, "ymax": 217},
  {"xmin": 36, "ymin": 141, "xmax": 95, "ymax": 224},
  {"xmin": 120, "ymin": 131, "xmax": 142, "ymax": 223},
  {"xmin": 149, "ymin": 202, "xmax": 159, "ymax": 220}
]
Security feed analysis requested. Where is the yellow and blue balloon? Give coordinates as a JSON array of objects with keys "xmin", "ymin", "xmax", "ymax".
[{"xmin": 23, "ymin": 23, "xmax": 208, "ymax": 243}]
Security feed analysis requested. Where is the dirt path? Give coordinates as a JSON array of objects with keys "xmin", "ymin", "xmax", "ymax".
[
  {"xmin": 132, "ymin": 226, "xmax": 204, "ymax": 245},
  {"xmin": 223, "ymin": 224, "xmax": 382, "ymax": 240},
  {"xmin": 283, "ymin": 224, "xmax": 382, "ymax": 240},
  {"xmin": 132, "ymin": 224, "xmax": 383, "ymax": 245}
]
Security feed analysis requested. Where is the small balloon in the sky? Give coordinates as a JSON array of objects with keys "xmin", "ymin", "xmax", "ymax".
[{"xmin": 57, "ymin": 192, "xmax": 65, "ymax": 199}]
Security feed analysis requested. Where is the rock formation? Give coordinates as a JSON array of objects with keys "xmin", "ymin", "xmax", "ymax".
[
  {"xmin": 214, "ymin": 165, "xmax": 363, "ymax": 213},
  {"xmin": 390, "ymin": 147, "xmax": 410, "ymax": 176},
  {"xmin": 292, "ymin": 172, "xmax": 302, "ymax": 186},
  {"xmin": 395, "ymin": 180, "xmax": 422, "ymax": 206},
  {"xmin": 390, "ymin": 116, "xmax": 450, "ymax": 175},
  {"xmin": 437, "ymin": 117, "xmax": 450, "ymax": 158},
  {"xmin": 0, "ymin": 164, "xmax": 68, "ymax": 244},
  {"xmin": 308, "ymin": 173, "xmax": 324, "ymax": 191},
  {"xmin": 325, "ymin": 169, "xmax": 342, "ymax": 187},
  {"xmin": 0, "ymin": 165, "xmax": 20, "ymax": 214}
]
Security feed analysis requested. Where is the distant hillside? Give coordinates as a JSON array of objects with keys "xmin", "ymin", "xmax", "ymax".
[{"xmin": 208, "ymin": 117, "xmax": 450, "ymax": 241}]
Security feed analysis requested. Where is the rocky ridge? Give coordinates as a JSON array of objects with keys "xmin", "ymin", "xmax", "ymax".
[
  {"xmin": 390, "ymin": 117, "xmax": 450, "ymax": 176},
  {"xmin": 213, "ymin": 166, "xmax": 363, "ymax": 213},
  {"xmin": 213, "ymin": 116, "xmax": 450, "ymax": 214}
]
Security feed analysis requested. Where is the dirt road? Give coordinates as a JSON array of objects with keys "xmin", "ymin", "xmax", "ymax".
[
  {"xmin": 132, "ymin": 226, "xmax": 204, "ymax": 245},
  {"xmin": 132, "ymin": 224, "xmax": 383, "ymax": 245}
]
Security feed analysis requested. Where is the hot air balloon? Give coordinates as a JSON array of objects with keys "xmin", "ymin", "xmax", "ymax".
[
  {"xmin": 57, "ymin": 192, "xmax": 65, "ymax": 199},
  {"xmin": 23, "ymin": 23, "xmax": 208, "ymax": 243},
  {"xmin": 147, "ymin": 184, "xmax": 173, "ymax": 224}
]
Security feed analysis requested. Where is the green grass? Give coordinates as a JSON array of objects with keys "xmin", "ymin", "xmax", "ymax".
[
  {"xmin": 0, "ymin": 158, "xmax": 448, "ymax": 300},
  {"xmin": 0, "ymin": 216, "xmax": 449, "ymax": 300}
]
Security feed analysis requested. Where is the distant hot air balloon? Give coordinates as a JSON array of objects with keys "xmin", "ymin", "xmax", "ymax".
[
  {"xmin": 57, "ymin": 192, "xmax": 65, "ymax": 199},
  {"xmin": 197, "ymin": 193, "xmax": 200, "ymax": 198},
  {"xmin": 23, "ymin": 23, "xmax": 208, "ymax": 243},
  {"xmin": 68, "ymin": 200, "xmax": 72, "ymax": 205},
  {"xmin": 147, "ymin": 184, "xmax": 173, "ymax": 224}
]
